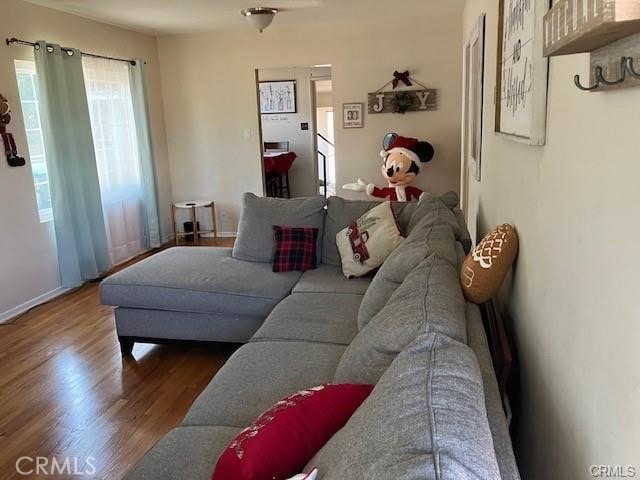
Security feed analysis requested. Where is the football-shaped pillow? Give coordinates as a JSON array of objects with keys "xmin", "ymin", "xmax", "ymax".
[
  {"xmin": 212, "ymin": 384, "xmax": 373, "ymax": 480},
  {"xmin": 461, "ymin": 224, "xmax": 519, "ymax": 304},
  {"xmin": 336, "ymin": 201, "xmax": 404, "ymax": 278}
]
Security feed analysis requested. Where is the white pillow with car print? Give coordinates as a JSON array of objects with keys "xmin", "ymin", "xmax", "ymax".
[{"xmin": 336, "ymin": 201, "xmax": 404, "ymax": 278}]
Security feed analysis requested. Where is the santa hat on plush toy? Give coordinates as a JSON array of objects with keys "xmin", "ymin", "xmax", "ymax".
[{"xmin": 380, "ymin": 133, "xmax": 435, "ymax": 165}]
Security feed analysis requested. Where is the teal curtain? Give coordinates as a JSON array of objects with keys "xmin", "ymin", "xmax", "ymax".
[
  {"xmin": 128, "ymin": 60, "xmax": 161, "ymax": 248},
  {"xmin": 34, "ymin": 41, "xmax": 110, "ymax": 287}
]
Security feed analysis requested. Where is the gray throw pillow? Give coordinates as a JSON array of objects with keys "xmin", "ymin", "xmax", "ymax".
[
  {"xmin": 357, "ymin": 220, "xmax": 459, "ymax": 330},
  {"xmin": 334, "ymin": 254, "xmax": 467, "ymax": 385},
  {"xmin": 322, "ymin": 197, "xmax": 417, "ymax": 266},
  {"xmin": 308, "ymin": 332, "xmax": 501, "ymax": 480},
  {"xmin": 232, "ymin": 193, "xmax": 326, "ymax": 263}
]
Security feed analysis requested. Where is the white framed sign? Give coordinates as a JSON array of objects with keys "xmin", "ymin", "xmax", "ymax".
[
  {"xmin": 495, "ymin": 0, "xmax": 549, "ymax": 145},
  {"xmin": 343, "ymin": 103, "xmax": 363, "ymax": 128}
]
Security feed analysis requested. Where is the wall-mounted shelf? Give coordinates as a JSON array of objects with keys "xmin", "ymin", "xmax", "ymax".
[{"xmin": 543, "ymin": 0, "xmax": 640, "ymax": 57}]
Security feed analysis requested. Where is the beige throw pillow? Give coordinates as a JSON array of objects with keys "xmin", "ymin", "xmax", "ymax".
[{"xmin": 336, "ymin": 201, "xmax": 404, "ymax": 278}]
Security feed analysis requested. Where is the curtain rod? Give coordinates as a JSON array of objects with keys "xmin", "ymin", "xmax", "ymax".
[{"xmin": 5, "ymin": 37, "xmax": 137, "ymax": 66}]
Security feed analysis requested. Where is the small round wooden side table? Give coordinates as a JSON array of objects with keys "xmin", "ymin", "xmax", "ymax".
[{"xmin": 172, "ymin": 201, "xmax": 217, "ymax": 246}]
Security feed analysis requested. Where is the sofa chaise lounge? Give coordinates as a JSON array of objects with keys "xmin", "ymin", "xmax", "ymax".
[{"xmin": 100, "ymin": 193, "xmax": 520, "ymax": 480}]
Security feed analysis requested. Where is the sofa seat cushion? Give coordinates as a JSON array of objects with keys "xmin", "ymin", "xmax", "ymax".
[
  {"xmin": 292, "ymin": 264, "xmax": 372, "ymax": 295},
  {"xmin": 251, "ymin": 293, "xmax": 362, "ymax": 345},
  {"xmin": 307, "ymin": 333, "xmax": 501, "ymax": 480},
  {"xmin": 182, "ymin": 341, "xmax": 346, "ymax": 428},
  {"xmin": 100, "ymin": 247, "xmax": 301, "ymax": 317},
  {"xmin": 124, "ymin": 426, "xmax": 241, "ymax": 480}
]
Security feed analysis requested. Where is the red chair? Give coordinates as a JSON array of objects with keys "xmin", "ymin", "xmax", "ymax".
[{"xmin": 264, "ymin": 142, "xmax": 295, "ymax": 198}]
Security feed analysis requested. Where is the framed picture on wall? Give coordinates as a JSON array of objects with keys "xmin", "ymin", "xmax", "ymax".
[
  {"xmin": 463, "ymin": 14, "xmax": 486, "ymax": 183},
  {"xmin": 495, "ymin": 0, "xmax": 549, "ymax": 145},
  {"xmin": 259, "ymin": 80, "xmax": 297, "ymax": 114},
  {"xmin": 343, "ymin": 103, "xmax": 363, "ymax": 128}
]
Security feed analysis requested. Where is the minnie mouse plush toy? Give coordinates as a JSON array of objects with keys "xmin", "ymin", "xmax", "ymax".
[{"xmin": 343, "ymin": 133, "xmax": 434, "ymax": 201}]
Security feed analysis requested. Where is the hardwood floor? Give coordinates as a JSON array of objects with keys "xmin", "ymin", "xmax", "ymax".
[{"xmin": 0, "ymin": 240, "xmax": 236, "ymax": 479}]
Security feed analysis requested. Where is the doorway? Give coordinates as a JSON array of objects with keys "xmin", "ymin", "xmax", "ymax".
[
  {"xmin": 255, "ymin": 65, "xmax": 334, "ymax": 198},
  {"xmin": 313, "ymin": 78, "xmax": 335, "ymax": 197}
]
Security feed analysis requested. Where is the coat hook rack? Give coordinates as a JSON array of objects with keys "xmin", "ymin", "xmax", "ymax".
[
  {"xmin": 574, "ymin": 72, "xmax": 600, "ymax": 91},
  {"xmin": 625, "ymin": 57, "xmax": 640, "ymax": 79},
  {"xmin": 574, "ymin": 56, "xmax": 640, "ymax": 91}
]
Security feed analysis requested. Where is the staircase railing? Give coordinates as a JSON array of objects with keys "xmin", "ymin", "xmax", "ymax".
[
  {"xmin": 317, "ymin": 133, "xmax": 334, "ymax": 198},
  {"xmin": 318, "ymin": 151, "xmax": 327, "ymax": 197},
  {"xmin": 317, "ymin": 132, "xmax": 335, "ymax": 147}
]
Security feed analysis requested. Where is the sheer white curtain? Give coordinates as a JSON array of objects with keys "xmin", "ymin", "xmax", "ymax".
[{"xmin": 83, "ymin": 57, "xmax": 146, "ymax": 265}]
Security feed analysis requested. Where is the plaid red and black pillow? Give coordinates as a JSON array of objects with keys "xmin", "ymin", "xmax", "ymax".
[{"xmin": 273, "ymin": 226, "xmax": 319, "ymax": 273}]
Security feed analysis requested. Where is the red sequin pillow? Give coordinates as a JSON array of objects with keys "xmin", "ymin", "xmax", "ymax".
[
  {"xmin": 272, "ymin": 226, "xmax": 319, "ymax": 272},
  {"xmin": 211, "ymin": 384, "xmax": 373, "ymax": 480}
]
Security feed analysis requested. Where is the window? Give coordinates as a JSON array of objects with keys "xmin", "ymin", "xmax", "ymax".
[
  {"xmin": 82, "ymin": 57, "xmax": 142, "ymax": 200},
  {"xmin": 83, "ymin": 57, "xmax": 146, "ymax": 265},
  {"xmin": 14, "ymin": 60, "xmax": 53, "ymax": 223}
]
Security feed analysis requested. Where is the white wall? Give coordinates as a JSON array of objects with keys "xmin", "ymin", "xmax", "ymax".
[
  {"xmin": 157, "ymin": 9, "xmax": 463, "ymax": 233},
  {"xmin": 259, "ymin": 67, "xmax": 317, "ymax": 198},
  {"xmin": 463, "ymin": 1, "xmax": 640, "ymax": 478},
  {"xmin": 0, "ymin": 0, "xmax": 172, "ymax": 320}
]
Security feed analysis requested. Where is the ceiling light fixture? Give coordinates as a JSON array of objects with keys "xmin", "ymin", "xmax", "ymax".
[{"xmin": 241, "ymin": 7, "xmax": 279, "ymax": 33}]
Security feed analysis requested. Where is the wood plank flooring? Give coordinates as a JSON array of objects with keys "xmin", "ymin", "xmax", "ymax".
[{"xmin": 0, "ymin": 240, "xmax": 236, "ymax": 479}]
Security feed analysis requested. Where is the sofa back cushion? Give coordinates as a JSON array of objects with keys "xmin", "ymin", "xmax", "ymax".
[
  {"xmin": 409, "ymin": 191, "xmax": 472, "ymax": 252},
  {"xmin": 357, "ymin": 219, "xmax": 459, "ymax": 330},
  {"xmin": 307, "ymin": 332, "xmax": 501, "ymax": 480},
  {"xmin": 425, "ymin": 191, "xmax": 472, "ymax": 253},
  {"xmin": 233, "ymin": 193, "xmax": 326, "ymax": 263},
  {"xmin": 334, "ymin": 254, "xmax": 467, "ymax": 385},
  {"xmin": 452, "ymin": 206, "xmax": 472, "ymax": 254},
  {"xmin": 404, "ymin": 192, "xmax": 462, "ymax": 236},
  {"xmin": 322, "ymin": 197, "xmax": 416, "ymax": 266}
]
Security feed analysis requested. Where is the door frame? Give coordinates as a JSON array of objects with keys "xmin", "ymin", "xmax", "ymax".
[
  {"xmin": 311, "ymin": 75, "xmax": 333, "ymax": 197},
  {"xmin": 461, "ymin": 14, "xmax": 486, "ymax": 223}
]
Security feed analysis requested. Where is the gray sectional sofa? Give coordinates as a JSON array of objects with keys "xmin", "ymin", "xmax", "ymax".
[{"xmin": 100, "ymin": 192, "xmax": 520, "ymax": 480}]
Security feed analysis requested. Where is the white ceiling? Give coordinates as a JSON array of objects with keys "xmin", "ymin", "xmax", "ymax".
[{"xmin": 25, "ymin": 0, "xmax": 464, "ymax": 35}]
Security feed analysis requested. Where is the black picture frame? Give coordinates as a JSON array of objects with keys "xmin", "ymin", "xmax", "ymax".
[{"xmin": 259, "ymin": 80, "xmax": 297, "ymax": 114}]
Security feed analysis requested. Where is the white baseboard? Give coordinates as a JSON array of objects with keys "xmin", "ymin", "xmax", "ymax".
[
  {"xmin": 0, "ymin": 287, "xmax": 70, "ymax": 325},
  {"xmin": 162, "ymin": 232, "xmax": 236, "ymax": 242},
  {"xmin": 202, "ymin": 232, "xmax": 237, "ymax": 238}
]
